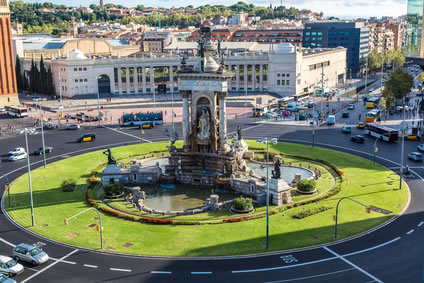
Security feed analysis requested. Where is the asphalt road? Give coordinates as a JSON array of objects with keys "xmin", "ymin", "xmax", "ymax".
[{"xmin": 0, "ymin": 118, "xmax": 423, "ymax": 283}]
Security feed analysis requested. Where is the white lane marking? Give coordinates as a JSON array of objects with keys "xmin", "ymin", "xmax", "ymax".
[
  {"xmin": 49, "ymin": 258, "xmax": 76, "ymax": 265},
  {"xmin": 0, "ymin": 237, "xmax": 15, "ymax": 247},
  {"xmin": 191, "ymin": 271, "xmax": 213, "ymax": 274},
  {"xmin": 232, "ymin": 256, "xmax": 338, "ymax": 273},
  {"xmin": 406, "ymin": 229, "xmax": 415, "ymax": 235},
  {"xmin": 343, "ymin": 237, "xmax": 401, "ymax": 257},
  {"xmin": 110, "ymin": 268, "xmax": 132, "ymax": 272},
  {"xmin": 83, "ymin": 264, "xmax": 98, "ymax": 268},
  {"xmin": 151, "ymin": 271, "xmax": 172, "ymax": 274},
  {"xmin": 418, "ymin": 221, "xmax": 424, "ymax": 227},
  {"xmin": 102, "ymin": 125, "xmax": 152, "ymax": 143},
  {"xmin": 323, "ymin": 246, "xmax": 383, "ymax": 283},
  {"xmin": 264, "ymin": 268, "xmax": 356, "ymax": 283},
  {"xmin": 21, "ymin": 249, "xmax": 79, "ymax": 283}
]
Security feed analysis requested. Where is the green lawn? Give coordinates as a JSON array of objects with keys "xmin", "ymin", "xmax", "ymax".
[{"xmin": 5, "ymin": 141, "xmax": 408, "ymax": 257}]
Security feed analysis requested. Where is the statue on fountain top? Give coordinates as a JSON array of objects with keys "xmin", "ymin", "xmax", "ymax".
[
  {"xmin": 103, "ymin": 147, "xmax": 116, "ymax": 165},
  {"xmin": 197, "ymin": 107, "xmax": 210, "ymax": 138}
]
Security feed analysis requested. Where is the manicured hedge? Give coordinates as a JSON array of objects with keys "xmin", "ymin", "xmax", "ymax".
[{"xmin": 292, "ymin": 206, "xmax": 333, "ymax": 219}]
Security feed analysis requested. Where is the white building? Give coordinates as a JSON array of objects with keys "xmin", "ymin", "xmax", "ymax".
[{"xmin": 19, "ymin": 43, "xmax": 346, "ymax": 98}]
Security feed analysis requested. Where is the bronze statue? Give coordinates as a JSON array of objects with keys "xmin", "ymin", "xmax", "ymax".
[
  {"xmin": 237, "ymin": 125, "xmax": 242, "ymax": 140},
  {"xmin": 272, "ymin": 158, "xmax": 281, "ymax": 179},
  {"xmin": 103, "ymin": 147, "xmax": 116, "ymax": 164}
]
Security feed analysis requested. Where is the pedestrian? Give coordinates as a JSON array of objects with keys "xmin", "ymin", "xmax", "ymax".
[{"xmin": 359, "ymin": 114, "xmax": 362, "ymax": 121}]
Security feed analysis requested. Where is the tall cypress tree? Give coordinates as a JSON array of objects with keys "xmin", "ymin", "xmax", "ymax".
[
  {"xmin": 30, "ymin": 58, "xmax": 36, "ymax": 92},
  {"xmin": 47, "ymin": 66, "xmax": 54, "ymax": 95},
  {"xmin": 15, "ymin": 55, "xmax": 22, "ymax": 90},
  {"xmin": 39, "ymin": 55, "xmax": 46, "ymax": 94}
]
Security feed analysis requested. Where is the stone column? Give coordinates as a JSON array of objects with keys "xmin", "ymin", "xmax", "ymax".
[
  {"xmin": 169, "ymin": 66, "xmax": 174, "ymax": 93},
  {"xmin": 110, "ymin": 71, "xmax": 116, "ymax": 94},
  {"xmin": 134, "ymin": 67, "xmax": 139, "ymax": 93},
  {"xmin": 118, "ymin": 67, "xmax": 123, "ymax": 94},
  {"xmin": 252, "ymin": 65, "xmax": 256, "ymax": 91},
  {"xmin": 142, "ymin": 67, "xmax": 146, "ymax": 93},
  {"xmin": 150, "ymin": 66, "xmax": 155, "ymax": 94},
  {"xmin": 259, "ymin": 64, "xmax": 264, "ymax": 92},
  {"xmin": 228, "ymin": 65, "xmax": 232, "ymax": 91},
  {"xmin": 218, "ymin": 92, "xmax": 229, "ymax": 152},
  {"xmin": 177, "ymin": 65, "xmax": 181, "ymax": 90},
  {"xmin": 181, "ymin": 90, "xmax": 190, "ymax": 149},
  {"xmin": 126, "ymin": 67, "xmax": 131, "ymax": 94},
  {"xmin": 236, "ymin": 65, "xmax": 240, "ymax": 91},
  {"xmin": 244, "ymin": 64, "xmax": 248, "ymax": 91}
]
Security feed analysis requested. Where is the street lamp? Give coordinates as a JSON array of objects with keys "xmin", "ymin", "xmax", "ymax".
[
  {"xmin": 256, "ymin": 137, "xmax": 278, "ymax": 249},
  {"xmin": 38, "ymin": 105, "xmax": 47, "ymax": 168},
  {"xmin": 16, "ymin": 128, "xmax": 37, "ymax": 227},
  {"xmin": 0, "ymin": 171, "xmax": 10, "ymax": 207},
  {"xmin": 399, "ymin": 98, "xmax": 406, "ymax": 190}
]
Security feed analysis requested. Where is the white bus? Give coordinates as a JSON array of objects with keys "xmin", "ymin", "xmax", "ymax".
[
  {"xmin": 5, "ymin": 105, "xmax": 28, "ymax": 118},
  {"xmin": 365, "ymin": 123, "xmax": 399, "ymax": 142}
]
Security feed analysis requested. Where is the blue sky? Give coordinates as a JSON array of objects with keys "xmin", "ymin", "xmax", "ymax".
[{"xmin": 23, "ymin": 0, "xmax": 407, "ymax": 19}]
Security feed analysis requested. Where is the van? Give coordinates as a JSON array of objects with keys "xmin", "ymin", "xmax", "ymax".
[
  {"xmin": 12, "ymin": 243, "xmax": 49, "ymax": 265},
  {"xmin": 327, "ymin": 115, "xmax": 335, "ymax": 125}
]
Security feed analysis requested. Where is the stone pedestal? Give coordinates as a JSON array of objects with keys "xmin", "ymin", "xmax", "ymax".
[
  {"xmin": 102, "ymin": 163, "xmax": 122, "ymax": 185},
  {"xmin": 269, "ymin": 178, "xmax": 292, "ymax": 205}
]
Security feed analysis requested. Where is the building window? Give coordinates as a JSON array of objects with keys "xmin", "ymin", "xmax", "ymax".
[
  {"xmin": 277, "ymin": 80, "xmax": 280, "ymax": 85},
  {"xmin": 74, "ymin": 68, "xmax": 77, "ymax": 71},
  {"xmin": 80, "ymin": 79, "xmax": 83, "ymax": 82},
  {"xmin": 75, "ymin": 79, "xmax": 78, "ymax": 83},
  {"xmin": 281, "ymin": 80, "xmax": 285, "ymax": 86},
  {"xmin": 277, "ymin": 74, "xmax": 280, "ymax": 77},
  {"xmin": 83, "ymin": 67, "xmax": 87, "ymax": 71},
  {"xmin": 79, "ymin": 68, "xmax": 82, "ymax": 71},
  {"xmin": 282, "ymin": 74, "xmax": 285, "ymax": 77},
  {"xmin": 305, "ymin": 32, "xmax": 310, "ymax": 36},
  {"xmin": 286, "ymin": 74, "xmax": 290, "ymax": 77},
  {"xmin": 286, "ymin": 80, "xmax": 290, "ymax": 86},
  {"xmin": 297, "ymin": 79, "xmax": 301, "ymax": 85},
  {"xmin": 84, "ymin": 79, "xmax": 88, "ymax": 82}
]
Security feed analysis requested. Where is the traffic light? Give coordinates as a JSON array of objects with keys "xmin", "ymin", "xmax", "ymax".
[
  {"xmin": 366, "ymin": 206, "xmax": 371, "ymax": 213},
  {"xmin": 333, "ymin": 215, "xmax": 337, "ymax": 221},
  {"xmin": 374, "ymin": 147, "xmax": 378, "ymax": 153},
  {"xmin": 96, "ymin": 225, "xmax": 102, "ymax": 232},
  {"xmin": 64, "ymin": 218, "xmax": 68, "ymax": 225},
  {"xmin": 4, "ymin": 183, "xmax": 9, "ymax": 192}
]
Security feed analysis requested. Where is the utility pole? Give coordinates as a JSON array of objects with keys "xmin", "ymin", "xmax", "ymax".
[
  {"xmin": 364, "ymin": 57, "xmax": 368, "ymax": 98},
  {"xmin": 380, "ymin": 52, "xmax": 384, "ymax": 88},
  {"xmin": 399, "ymin": 98, "xmax": 406, "ymax": 190},
  {"xmin": 321, "ymin": 63, "xmax": 324, "ymax": 113},
  {"xmin": 39, "ymin": 105, "xmax": 46, "ymax": 168}
]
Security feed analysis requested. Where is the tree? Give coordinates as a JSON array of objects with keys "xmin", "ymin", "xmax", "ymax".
[
  {"xmin": 383, "ymin": 68, "xmax": 413, "ymax": 106},
  {"xmin": 15, "ymin": 55, "xmax": 23, "ymax": 90},
  {"xmin": 368, "ymin": 49, "xmax": 382, "ymax": 72}
]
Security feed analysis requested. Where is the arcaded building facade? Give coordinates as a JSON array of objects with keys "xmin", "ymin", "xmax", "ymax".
[{"xmin": 0, "ymin": 0, "xmax": 19, "ymax": 106}]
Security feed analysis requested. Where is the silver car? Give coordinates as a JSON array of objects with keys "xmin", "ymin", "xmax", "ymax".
[
  {"xmin": 12, "ymin": 244, "xmax": 49, "ymax": 266},
  {"xmin": 0, "ymin": 274, "xmax": 16, "ymax": 283},
  {"xmin": 0, "ymin": 256, "xmax": 23, "ymax": 277}
]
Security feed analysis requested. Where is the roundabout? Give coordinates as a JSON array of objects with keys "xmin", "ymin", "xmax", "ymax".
[
  {"xmin": 4, "ymin": 140, "xmax": 408, "ymax": 257},
  {"xmin": 0, "ymin": 121, "xmax": 421, "ymax": 282}
]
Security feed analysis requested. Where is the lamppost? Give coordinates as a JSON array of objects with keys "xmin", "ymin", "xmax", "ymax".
[
  {"xmin": 0, "ymin": 171, "xmax": 10, "ymax": 207},
  {"xmin": 256, "ymin": 137, "xmax": 278, "ymax": 249},
  {"xmin": 16, "ymin": 128, "xmax": 37, "ymax": 227},
  {"xmin": 399, "ymin": 98, "xmax": 406, "ymax": 190},
  {"xmin": 39, "ymin": 105, "xmax": 47, "ymax": 168},
  {"xmin": 312, "ymin": 101, "xmax": 316, "ymax": 148}
]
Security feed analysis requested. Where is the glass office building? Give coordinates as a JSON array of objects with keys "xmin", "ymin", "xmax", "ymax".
[{"xmin": 405, "ymin": 0, "xmax": 424, "ymax": 57}]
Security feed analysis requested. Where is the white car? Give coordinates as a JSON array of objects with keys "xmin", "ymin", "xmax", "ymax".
[
  {"xmin": 0, "ymin": 255, "xmax": 23, "ymax": 277},
  {"xmin": 418, "ymin": 144, "xmax": 424, "ymax": 152},
  {"xmin": 8, "ymin": 148, "xmax": 25, "ymax": 156},
  {"xmin": 8, "ymin": 152, "xmax": 27, "ymax": 161}
]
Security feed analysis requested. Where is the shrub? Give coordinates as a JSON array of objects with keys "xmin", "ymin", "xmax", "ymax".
[
  {"xmin": 232, "ymin": 197, "xmax": 253, "ymax": 211},
  {"xmin": 292, "ymin": 206, "xmax": 333, "ymax": 219},
  {"xmin": 104, "ymin": 184, "xmax": 124, "ymax": 196},
  {"xmin": 297, "ymin": 179, "xmax": 316, "ymax": 192},
  {"xmin": 61, "ymin": 178, "xmax": 77, "ymax": 192},
  {"xmin": 87, "ymin": 175, "xmax": 100, "ymax": 189}
]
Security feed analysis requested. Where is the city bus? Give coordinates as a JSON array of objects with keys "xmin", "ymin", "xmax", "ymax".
[
  {"xmin": 278, "ymin": 97, "xmax": 294, "ymax": 109},
  {"xmin": 121, "ymin": 111, "xmax": 163, "ymax": 126},
  {"xmin": 253, "ymin": 105, "xmax": 268, "ymax": 117},
  {"xmin": 365, "ymin": 109, "xmax": 381, "ymax": 123},
  {"xmin": 5, "ymin": 105, "xmax": 28, "ymax": 118},
  {"xmin": 292, "ymin": 92, "xmax": 309, "ymax": 102},
  {"xmin": 366, "ymin": 97, "xmax": 380, "ymax": 109},
  {"xmin": 365, "ymin": 123, "xmax": 398, "ymax": 142}
]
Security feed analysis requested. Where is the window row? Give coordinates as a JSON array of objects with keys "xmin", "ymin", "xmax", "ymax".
[
  {"xmin": 74, "ymin": 78, "xmax": 88, "ymax": 83},
  {"xmin": 277, "ymin": 73, "xmax": 290, "ymax": 77},
  {"xmin": 277, "ymin": 80, "xmax": 290, "ymax": 86},
  {"xmin": 73, "ymin": 67, "xmax": 87, "ymax": 72}
]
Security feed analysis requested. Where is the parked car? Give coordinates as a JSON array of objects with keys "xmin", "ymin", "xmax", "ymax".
[
  {"xmin": 357, "ymin": 122, "xmax": 365, "ymax": 129},
  {"xmin": 307, "ymin": 100, "xmax": 314, "ymax": 108},
  {"xmin": 34, "ymin": 146, "xmax": 53, "ymax": 155},
  {"xmin": 12, "ymin": 243, "xmax": 49, "ymax": 266},
  {"xmin": 0, "ymin": 273, "xmax": 16, "ymax": 283},
  {"xmin": 66, "ymin": 124, "xmax": 80, "ymax": 130},
  {"xmin": 8, "ymin": 148, "xmax": 25, "ymax": 156},
  {"xmin": 342, "ymin": 112, "xmax": 349, "ymax": 118},
  {"xmin": 351, "ymin": 135, "xmax": 365, "ymax": 143},
  {"xmin": 418, "ymin": 144, "xmax": 424, "ymax": 152},
  {"xmin": 0, "ymin": 108, "xmax": 6, "ymax": 113},
  {"xmin": 342, "ymin": 126, "xmax": 352, "ymax": 133},
  {"xmin": 327, "ymin": 115, "xmax": 335, "ymax": 125},
  {"xmin": 408, "ymin": 152, "xmax": 423, "ymax": 162},
  {"xmin": 368, "ymin": 87, "xmax": 374, "ymax": 92},
  {"xmin": 0, "ymin": 256, "xmax": 24, "ymax": 277},
  {"xmin": 8, "ymin": 152, "xmax": 27, "ymax": 161},
  {"xmin": 43, "ymin": 122, "xmax": 59, "ymax": 129},
  {"xmin": 405, "ymin": 134, "xmax": 421, "ymax": 141},
  {"xmin": 76, "ymin": 133, "xmax": 96, "ymax": 143},
  {"xmin": 347, "ymin": 104, "xmax": 355, "ymax": 110},
  {"xmin": 286, "ymin": 103, "xmax": 299, "ymax": 112}
]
